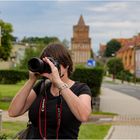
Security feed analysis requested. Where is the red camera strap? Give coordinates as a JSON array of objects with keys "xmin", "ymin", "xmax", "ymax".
[
  {"xmin": 38, "ymin": 80, "xmax": 62, "ymax": 139},
  {"xmin": 39, "ymin": 96, "xmax": 47, "ymax": 139}
]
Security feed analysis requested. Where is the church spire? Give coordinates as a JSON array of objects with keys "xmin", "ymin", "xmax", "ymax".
[{"xmin": 77, "ymin": 15, "xmax": 85, "ymax": 26}]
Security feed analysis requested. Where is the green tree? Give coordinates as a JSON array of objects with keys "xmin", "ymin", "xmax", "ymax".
[
  {"xmin": 90, "ymin": 48, "xmax": 94, "ymax": 58},
  {"xmin": 62, "ymin": 39, "xmax": 70, "ymax": 48},
  {"xmin": 107, "ymin": 58, "xmax": 124, "ymax": 80},
  {"xmin": 19, "ymin": 43, "xmax": 45, "ymax": 70},
  {"xmin": 21, "ymin": 36, "xmax": 60, "ymax": 44},
  {"xmin": 0, "ymin": 19, "xmax": 13, "ymax": 60},
  {"xmin": 104, "ymin": 39, "xmax": 121, "ymax": 57},
  {"xmin": 18, "ymin": 36, "xmax": 60, "ymax": 70}
]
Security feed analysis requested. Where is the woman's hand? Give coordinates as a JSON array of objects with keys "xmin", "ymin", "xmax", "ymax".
[
  {"xmin": 29, "ymin": 71, "xmax": 39, "ymax": 81},
  {"xmin": 41, "ymin": 57, "xmax": 63, "ymax": 87}
]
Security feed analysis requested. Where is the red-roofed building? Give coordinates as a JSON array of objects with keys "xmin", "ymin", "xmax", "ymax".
[
  {"xmin": 116, "ymin": 34, "xmax": 140, "ymax": 75},
  {"xmin": 99, "ymin": 43, "xmax": 106, "ymax": 57},
  {"xmin": 136, "ymin": 46, "xmax": 140, "ymax": 78}
]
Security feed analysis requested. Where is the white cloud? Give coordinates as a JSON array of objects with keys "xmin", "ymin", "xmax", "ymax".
[
  {"xmin": 87, "ymin": 2, "xmax": 129, "ymax": 12},
  {"xmin": 89, "ymin": 21, "xmax": 140, "ymax": 29}
]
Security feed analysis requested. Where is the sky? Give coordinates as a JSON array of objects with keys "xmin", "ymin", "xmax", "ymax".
[{"xmin": 0, "ymin": 0, "xmax": 140, "ymax": 54}]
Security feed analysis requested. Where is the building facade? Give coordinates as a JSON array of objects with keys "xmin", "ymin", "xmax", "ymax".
[
  {"xmin": 136, "ymin": 47, "xmax": 140, "ymax": 78},
  {"xmin": 0, "ymin": 43, "xmax": 28, "ymax": 69},
  {"xmin": 71, "ymin": 15, "xmax": 91, "ymax": 64},
  {"xmin": 116, "ymin": 34, "xmax": 140, "ymax": 76}
]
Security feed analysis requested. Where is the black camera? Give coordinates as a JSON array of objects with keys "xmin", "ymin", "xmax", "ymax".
[{"xmin": 28, "ymin": 57, "xmax": 60, "ymax": 74}]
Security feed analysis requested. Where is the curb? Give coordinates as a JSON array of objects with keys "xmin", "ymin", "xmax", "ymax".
[{"xmin": 104, "ymin": 126, "xmax": 115, "ymax": 140}]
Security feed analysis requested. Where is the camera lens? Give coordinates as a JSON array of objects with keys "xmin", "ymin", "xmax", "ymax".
[
  {"xmin": 28, "ymin": 57, "xmax": 44, "ymax": 73},
  {"xmin": 28, "ymin": 57, "xmax": 60, "ymax": 74}
]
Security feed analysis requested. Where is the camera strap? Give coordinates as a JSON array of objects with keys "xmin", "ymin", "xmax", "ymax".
[{"xmin": 39, "ymin": 79, "xmax": 62, "ymax": 140}]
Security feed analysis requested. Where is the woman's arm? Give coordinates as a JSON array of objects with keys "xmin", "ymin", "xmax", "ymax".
[
  {"xmin": 59, "ymin": 83, "xmax": 91, "ymax": 122},
  {"xmin": 41, "ymin": 57, "xmax": 92, "ymax": 122},
  {"xmin": 8, "ymin": 72, "xmax": 37, "ymax": 117}
]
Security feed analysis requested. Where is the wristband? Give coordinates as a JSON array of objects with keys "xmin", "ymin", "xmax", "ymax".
[{"xmin": 58, "ymin": 83, "xmax": 69, "ymax": 92}]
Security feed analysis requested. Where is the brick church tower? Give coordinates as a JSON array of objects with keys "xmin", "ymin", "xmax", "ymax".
[{"xmin": 71, "ymin": 15, "xmax": 91, "ymax": 64}]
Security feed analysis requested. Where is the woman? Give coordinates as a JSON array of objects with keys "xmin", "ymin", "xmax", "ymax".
[{"xmin": 8, "ymin": 43, "xmax": 92, "ymax": 139}]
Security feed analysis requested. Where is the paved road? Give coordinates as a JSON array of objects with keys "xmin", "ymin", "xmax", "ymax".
[{"xmin": 102, "ymin": 82, "xmax": 140, "ymax": 100}]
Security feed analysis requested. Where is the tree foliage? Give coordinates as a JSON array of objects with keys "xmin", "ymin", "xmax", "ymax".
[
  {"xmin": 62, "ymin": 39, "xmax": 70, "ymax": 48},
  {"xmin": 21, "ymin": 36, "xmax": 60, "ymax": 44},
  {"xmin": 0, "ymin": 19, "xmax": 13, "ymax": 60},
  {"xmin": 104, "ymin": 39, "xmax": 121, "ymax": 57},
  {"xmin": 107, "ymin": 58, "xmax": 124, "ymax": 79},
  {"xmin": 19, "ymin": 37, "xmax": 60, "ymax": 70}
]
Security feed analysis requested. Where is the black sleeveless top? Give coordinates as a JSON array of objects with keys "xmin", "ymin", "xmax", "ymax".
[{"xmin": 28, "ymin": 80, "xmax": 91, "ymax": 139}]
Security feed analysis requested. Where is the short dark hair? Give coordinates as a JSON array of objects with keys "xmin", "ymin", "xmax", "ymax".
[{"xmin": 40, "ymin": 43, "xmax": 73, "ymax": 77}]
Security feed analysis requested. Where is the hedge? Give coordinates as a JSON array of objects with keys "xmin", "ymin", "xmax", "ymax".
[
  {"xmin": 0, "ymin": 67, "xmax": 104, "ymax": 97},
  {"xmin": 71, "ymin": 67, "xmax": 104, "ymax": 97},
  {"xmin": 0, "ymin": 70, "xmax": 28, "ymax": 84}
]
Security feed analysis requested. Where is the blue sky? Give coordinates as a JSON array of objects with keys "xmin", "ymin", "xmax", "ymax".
[{"xmin": 0, "ymin": 1, "xmax": 140, "ymax": 54}]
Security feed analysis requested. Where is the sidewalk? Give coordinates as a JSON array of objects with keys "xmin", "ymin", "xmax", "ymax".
[
  {"xmin": 104, "ymin": 76, "xmax": 140, "ymax": 87},
  {"xmin": 2, "ymin": 111, "xmax": 28, "ymax": 122},
  {"xmin": 101, "ymin": 87, "xmax": 140, "ymax": 139}
]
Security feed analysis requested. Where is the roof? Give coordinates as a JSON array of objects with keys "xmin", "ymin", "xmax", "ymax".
[
  {"xmin": 77, "ymin": 15, "xmax": 85, "ymax": 26},
  {"xmin": 117, "ymin": 35, "xmax": 140, "ymax": 54}
]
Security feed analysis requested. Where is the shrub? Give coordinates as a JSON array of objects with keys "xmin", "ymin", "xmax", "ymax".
[
  {"xmin": 116, "ymin": 70, "xmax": 133, "ymax": 82},
  {"xmin": 0, "ymin": 70, "xmax": 28, "ymax": 84},
  {"xmin": 71, "ymin": 67, "xmax": 104, "ymax": 97},
  {"xmin": 0, "ymin": 134, "xmax": 7, "ymax": 139}
]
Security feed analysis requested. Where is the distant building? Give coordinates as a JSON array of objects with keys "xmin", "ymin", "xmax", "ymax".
[
  {"xmin": 136, "ymin": 47, "xmax": 140, "ymax": 78},
  {"xmin": 99, "ymin": 38, "xmax": 130, "ymax": 57},
  {"xmin": 0, "ymin": 43, "xmax": 28, "ymax": 69},
  {"xmin": 99, "ymin": 43, "xmax": 106, "ymax": 57},
  {"xmin": 71, "ymin": 15, "xmax": 91, "ymax": 64},
  {"xmin": 116, "ymin": 34, "xmax": 140, "ymax": 75}
]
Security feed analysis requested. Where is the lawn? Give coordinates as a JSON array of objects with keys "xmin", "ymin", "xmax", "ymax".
[
  {"xmin": 0, "ymin": 81, "xmax": 25, "ymax": 110},
  {"xmin": 0, "ymin": 82, "xmax": 111, "ymax": 139},
  {"xmin": 0, "ymin": 81, "xmax": 25, "ymax": 98},
  {"xmin": 79, "ymin": 123, "xmax": 111, "ymax": 139},
  {"xmin": 0, "ymin": 121, "xmax": 111, "ymax": 139},
  {"xmin": 0, "ymin": 121, "xmax": 26, "ymax": 139}
]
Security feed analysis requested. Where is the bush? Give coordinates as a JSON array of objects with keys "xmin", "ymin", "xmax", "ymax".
[
  {"xmin": 116, "ymin": 70, "xmax": 133, "ymax": 82},
  {"xmin": 0, "ymin": 134, "xmax": 7, "ymax": 139},
  {"xmin": 71, "ymin": 67, "xmax": 104, "ymax": 97},
  {"xmin": 0, "ymin": 70, "xmax": 28, "ymax": 84}
]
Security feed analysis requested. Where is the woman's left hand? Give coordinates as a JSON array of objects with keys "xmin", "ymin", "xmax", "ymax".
[{"xmin": 41, "ymin": 57, "xmax": 63, "ymax": 87}]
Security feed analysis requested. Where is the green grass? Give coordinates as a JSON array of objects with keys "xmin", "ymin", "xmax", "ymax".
[
  {"xmin": 0, "ymin": 121, "xmax": 26, "ymax": 139},
  {"xmin": 78, "ymin": 123, "xmax": 111, "ymax": 139},
  {"xmin": 0, "ymin": 102, "xmax": 10, "ymax": 110},
  {"xmin": 0, "ymin": 82, "xmax": 24, "ymax": 98},
  {"xmin": 0, "ymin": 121, "xmax": 111, "ymax": 139},
  {"xmin": 92, "ymin": 111, "xmax": 117, "ymax": 116},
  {"xmin": 0, "ymin": 81, "xmax": 25, "ymax": 110}
]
